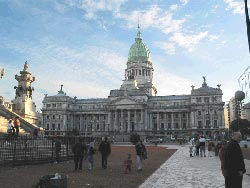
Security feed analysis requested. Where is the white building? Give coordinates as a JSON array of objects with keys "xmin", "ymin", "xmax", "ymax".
[{"xmin": 42, "ymin": 29, "xmax": 225, "ymax": 141}]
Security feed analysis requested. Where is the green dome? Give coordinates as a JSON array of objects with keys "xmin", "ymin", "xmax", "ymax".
[{"xmin": 128, "ymin": 30, "xmax": 151, "ymax": 62}]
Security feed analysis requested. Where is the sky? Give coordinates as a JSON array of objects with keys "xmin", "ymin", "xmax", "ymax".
[{"xmin": 0, "ymin": 0, "xmax": 249, "ymax": 111}]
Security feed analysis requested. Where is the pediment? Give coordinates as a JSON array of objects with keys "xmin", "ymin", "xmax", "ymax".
[{"xmin": 110, "ymin": 97, "xmax": 143, "ymax": 105}]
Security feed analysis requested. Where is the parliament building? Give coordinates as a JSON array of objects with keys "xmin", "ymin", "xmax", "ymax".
[{"xmin": 42, "ymin": 29, "xmax": 225, "ymax": 141}]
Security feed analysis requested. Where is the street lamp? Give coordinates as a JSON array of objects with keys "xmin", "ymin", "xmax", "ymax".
[{"xmin": 234, "ymin": 90, "xmax": 245, "ymax": 131}]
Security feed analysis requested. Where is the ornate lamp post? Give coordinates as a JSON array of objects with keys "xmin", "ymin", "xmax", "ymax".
[{"xmin": 234, "ymin": 90, "xmax": 245, "ymax": 131}]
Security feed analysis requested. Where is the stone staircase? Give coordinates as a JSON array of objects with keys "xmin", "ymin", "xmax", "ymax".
[
  {"xmin": 0, "ymin": 116, "xmax": 26, "ymax": 134},
  {"xmin": 0, "ymin": 105, "xmax": 38, "ymax": 134}
]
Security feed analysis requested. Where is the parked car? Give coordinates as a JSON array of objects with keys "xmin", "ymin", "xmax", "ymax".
[
  {"xmin": 239, "ymin": 140, "xmax": 250, "ymax": 148},
  {"xmin": 146, "ymin": 137, "xmax": 163, "ymax": 143}
]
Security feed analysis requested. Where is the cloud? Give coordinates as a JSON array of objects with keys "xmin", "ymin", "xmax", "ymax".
[
  {"xmin": 169, "ymin": 31, "xmax": 209, "ymax": 52},
  {"xmin": 224, "ymin": 0, "xmax": 244, "ymax": 14},
  {"xmin": 180, "ymin": 0, "xmax": 189, "ymax": 6},
  {"xmin": 0, "ymin": 37, "xmax": 127, "ymax": 109},
  {"xmin": 59, "ymin": 0, "xmax": 128, "ymax": 19},
  {"xmin": 154, "ymin": 67, "xmax": 194, "ymax": 96},
  {"xmin": 154, "ymin": 42, "xmax": 176, "ymax": 55}
]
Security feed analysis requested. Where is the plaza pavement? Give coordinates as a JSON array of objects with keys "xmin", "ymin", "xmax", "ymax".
[{"xmin": 139, "ymin": 144, "xmax": 250, "ymax": 188}]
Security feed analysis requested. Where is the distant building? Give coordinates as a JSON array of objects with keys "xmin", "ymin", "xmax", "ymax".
[
  {"xmin": 42, "ymin": 28, "xmax": 225, "ymax": 140},
  {"xmin": 238, "ymin": 66, "xmax": 250, "ymax": 122}
]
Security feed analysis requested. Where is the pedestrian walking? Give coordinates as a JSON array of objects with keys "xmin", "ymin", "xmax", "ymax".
[
  {"xmin": 98, "ymin": 137, "xmax": 111, "ymax": 169},
  {"xmin": 7, "ymin": 119, "xmax": 13, "ymax": 142},
  {"xmin": 55, "ymin": 137, "xmax": 61, "ymax": 163},
  {"xmin": 195, "ymin": 138, "xmax": 200, "ymax": 156},
  {"xmin": 72, "ymin": 138, "xmax": 86, "ymax": 171},
  {"xmin": 13, "ymin": 116, "xmax": 20, "ymax": 137},
  {"xmin": 87, "ymin": 139, "xmax": 95, "ymax": 170},
  {"xmin": 219, "ymin": 140, "xmax": 227, "ymax": 177},
  {"xmin": 199, "ymin": 136, "xmax": 206, "ymax": 157},
  {"xmin": 224, "ymin": 132, "xmax": 246, "ymax": 188},
  {"xmin": 207, "ymin": 141, "xmax": 213, "ymax": 157},
  {"xmin": 135, "ymin": 140, "xmax": 147, "ymax": 171}
]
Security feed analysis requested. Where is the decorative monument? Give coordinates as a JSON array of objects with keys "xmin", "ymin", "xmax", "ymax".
[{"xmin": 11, "ymin": 61, "xmax": 39, "ymax": 124}]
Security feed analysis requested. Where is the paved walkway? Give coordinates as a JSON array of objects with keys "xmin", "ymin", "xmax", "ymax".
[{"xmin": 139, "ymin": 145, "xmax": 250, "ymax": 188}]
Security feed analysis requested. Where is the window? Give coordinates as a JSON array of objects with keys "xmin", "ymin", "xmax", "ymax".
[
  {"xmin": 160, "ymin": 113, "xmax": 164, "ymax": 119},
  {"xmin": 46, "ymin": 104, "xmax": 51, "ymax": 108},
  {"xmin": 183, "ymin": 122, "xmax": 186, "ymax": 129},
  {"xmin": 52, "ymin": 115, "xmax": 56, "ymax": 119},
  {"xmin": 168, "ymin": 123, "xmax": 171, "ymax": 129},
  {"xmin": 198, "ymin": 121, "xmax": 202, "ymax": 128},
  {"xmin": 182, "ymin": 113, "xmax": 186, "ymax": 118},
  {"xmin": 212, "ymin": 97, "xmax": 217, "ymax": 102},
  {"xmin": 161, "ymin": 123, "xmax": 164, "ymax": 129},
  {"xmin": 214, "ymin": 120, "xmax": 218, "ymax": 128},
  {"xmin": 198, "ymin": 111, "xmax": 201, "ymax": 116},
  {"xmin": 59, "ymin": 115, "xmax": 61, "ymax": 120},
  {"xmin": 196, "ymin": 97, "xmax": 202, "ymax": 102},
  {"xmin": 175, "ymin": 123, "xmax": 179, "ymax": 129},
  {"xmin": 139, "ymin": 70, "xmax": 141, "ymax": 75},
  {"xmin": 46, "ymin": 124, "xmax": 49, "ymax": 130},
  {"xmin": 46, "ymin": 115, "xmax": 49, "ymax": 119},
  {"xmin": 175, "ymin": 113, "xmax": 178, "ymax": 118},
  {"xmin": 204, "ymin": 97, "xmax": 209, "ymax": 103},
  {"xmin": 52, "ymin": 124, "xmax": 55, "ymax": 130},
  {"xmin": 214, "ymin": 110, "xmax": 217, "ymax": 115},
  {"xmin": 168, "ymin": 113, "xmax": 171, "ymax": 118},
  {"xmin": 58, "ymin": 124, "xmax": 61, "ymax": 130},
  {"xmin": 206, "ymin": 120, "xmax": 210, "ymax": 127},
  {"xmin": 52, "ymin": 104, "xmax": 56, "ymax": 108}
]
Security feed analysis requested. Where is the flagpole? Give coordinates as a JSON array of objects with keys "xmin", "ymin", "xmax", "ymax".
[{"xmin": 244, "ymin": 0, "xmax": 250, "ymax": 53}]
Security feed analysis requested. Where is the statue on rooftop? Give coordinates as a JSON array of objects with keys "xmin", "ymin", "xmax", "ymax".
[{"xmin": 202, "ymin": 76, "xmax": 206, "ymax": 83}]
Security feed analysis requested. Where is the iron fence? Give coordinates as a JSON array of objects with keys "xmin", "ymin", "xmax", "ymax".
[{"xmin": 0, "ymin": 134, "xmax": 97, "ymax": 167}]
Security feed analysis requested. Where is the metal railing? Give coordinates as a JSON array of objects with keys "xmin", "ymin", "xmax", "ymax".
[{"xmin": 0, "ymin": 134, "xmax": 95, "ymax": 167}]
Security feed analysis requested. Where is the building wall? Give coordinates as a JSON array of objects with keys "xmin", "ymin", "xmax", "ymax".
[{"xmin": 42, "ymin": 84, "xmax": 225, "ymax": 139}]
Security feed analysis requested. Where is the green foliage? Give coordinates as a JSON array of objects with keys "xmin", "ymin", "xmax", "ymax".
[
  {"xmin": 244, "ymin": 144, "xmax": 248, "ymax": 148},
  {"xmin": 230, "ymin": 119, "xmax": 250, "ymax": 131}
]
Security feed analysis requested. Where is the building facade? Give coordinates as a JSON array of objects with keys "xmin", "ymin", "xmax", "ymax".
[
  {"xmin": 238, "ymin": 66, "xmax": 250, "ymax": 121},
  {"xmin": 42, "ymin": 29, "xmax": 225, "ymax": 140}
]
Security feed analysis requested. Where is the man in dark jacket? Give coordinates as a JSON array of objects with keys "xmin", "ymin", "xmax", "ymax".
[
  {"xmin": 99, "ymin": 137, "xmax": 111, "ymax": 169},
  {"xmin": 72, "ymin": 139, "xmax": 86, "ymax": 171},
  {"xmin": 224, "ymin": 131, "xmax": 246, "ymax": 188}
]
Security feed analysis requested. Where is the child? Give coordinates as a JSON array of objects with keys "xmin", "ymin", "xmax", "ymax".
[
  {"xmin": 189, "ymin": 145, "xmax": 193, "ymax": 157},
  {"xmin": 124, "ymin": 153, "xmax": 132, "ymax": 173}
]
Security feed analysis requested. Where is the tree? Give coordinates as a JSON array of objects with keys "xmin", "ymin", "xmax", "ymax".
[{"xmin": 230, "ymin": 119, "xmax": 250, "ymax": 134}]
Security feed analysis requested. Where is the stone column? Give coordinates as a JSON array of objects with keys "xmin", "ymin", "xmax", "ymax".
[
  {"xmin": 115, "ymin": 110, "xmax": 118, "ymax": 132},
  {"xmin": 108, "ymin": 111, "xmax": 111, "ymax": 132},
  {"xmin": 164, "ymin": 112, "xmax": 167, "ymax": 130},
  {"xmin": 171, "ymin": 112, "xmax": 174, "ymax": 130},
  {"xmin": 121, "ymin": 109, "xmax": 124, "ymax": 132},
  {"xmin": 179, "ymin": 113, "xmax": 182, "ymax": 130},
  {"xmin": 157, "ymin": 112, "xmax": 160, "ymax": 130},
  {"xmin": 128, "ymin": 110, "xmax": 131, "ymax": 132},
  {"xmin": 145, "ymin": 108, "xmax": 148, "ymax": 130},
  {"xmin": 140, "ymin": 109, "xmax": 144, "ymax": 131},
  {"xmin": 80, "ymin": 115, "xmax": 82, "ymax": 132},
  {"xmin": 134, "ymin": 110, "xmax": 137, "ymax": 131}
]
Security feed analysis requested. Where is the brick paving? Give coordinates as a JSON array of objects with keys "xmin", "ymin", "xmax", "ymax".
[{"xmin": 139, "ymin": 145, "xmax": 250, "ymax": 188}]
